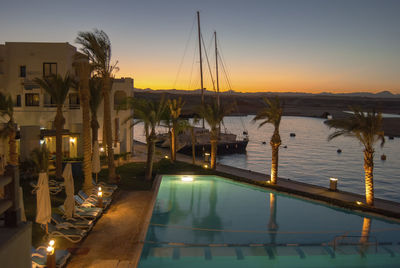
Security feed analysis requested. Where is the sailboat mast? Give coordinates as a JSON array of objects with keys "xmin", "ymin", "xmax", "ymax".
[
  {"xmin": 214, "ymin": 31, "xmax": 220, "ymax": 108},
  {"xmin": 197, "ymin": 11, "xmax": 205, "ymax": 128}
]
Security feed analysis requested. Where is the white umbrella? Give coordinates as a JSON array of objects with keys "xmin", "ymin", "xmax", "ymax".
[
  {"xmin": 92, "ymin": 141, "xmax": 101, "ymax": 183},
  {"xmin": 19, "ymin": 186, "xmax": 26, "ymax": 222},
  {"xmin": 36, "ymin": 172, "xmax": 51, "ymax": 231},
  {"xmin": 63, "ymin": 163, "xmax": 75, "ymax": 219}
]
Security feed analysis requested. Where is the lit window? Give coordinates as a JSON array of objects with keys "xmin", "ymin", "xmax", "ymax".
[{"xmin": 25, "ymin": 93, "xmax": 40, "ymax": 106}]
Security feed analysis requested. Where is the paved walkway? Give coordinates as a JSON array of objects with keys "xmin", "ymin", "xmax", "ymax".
[{"xmin": 67, "ymin": 190, "xmax": 154, "ymax": 268}]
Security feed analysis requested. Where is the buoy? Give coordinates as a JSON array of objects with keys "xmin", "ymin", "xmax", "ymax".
[
  {"xmin": 283, "ymin": 145, "xmax": 287, "ymax": 149},
  {"xmin": 337, "ymin": 149, "xmax": 342, "ymax": 153},
  {"xmin": 389, "ymin": 136, "xmax": 394, "ymax": 140},
  {"xmin": 290, "ymin": 133, "xmax": 296, "ymax": 137},
  {"xmin": 381, "ymin": 154, "xmax": 387, "ymax": 160},
  {"xmin": 262, "ymin": 141, "xmax": 266, "ymax": 144},
  {"xmin": 243, "ymin": 131, "xmax": 248, "ymax": 135}
]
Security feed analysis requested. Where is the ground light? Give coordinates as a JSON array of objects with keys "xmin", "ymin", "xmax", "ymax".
[
  {"xmin": 97, "ymin": 187, "xmax": 103, "ymax": 208},
  {"xmin": 181, "ymin": 176, "xmax": 194, "ymax": 182},
  {"xmin": 203, "ymin": 164, "xmax": 208, "ymax": 169},
  {"xmin": 46, "ymin": 240, "xmax": 55, "ymax": 268},
  {"xmin": 356, "ymin": 201, "xmax": 363, "ymax": 205},
  {"xmin": 329, "ymin": 177, "xmax": 338, "ymax": 191}
]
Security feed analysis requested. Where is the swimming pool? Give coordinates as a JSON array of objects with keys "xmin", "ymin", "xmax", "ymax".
[{"xmin": 138, "ymin": 175, "xmax": 400, "ymax": 267}]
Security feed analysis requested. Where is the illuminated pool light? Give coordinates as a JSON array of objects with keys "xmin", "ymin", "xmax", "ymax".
[{"xmin": 181, "ymin": 176, "xmax": 194, "ymax": 182}]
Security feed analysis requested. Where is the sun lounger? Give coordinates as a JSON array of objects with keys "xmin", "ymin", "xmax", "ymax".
[
  {"xmin": 78, "ymin": 190, "xmax": 112, "ymax": 204},
  {"xmin": 74, "ymin": 194, "xmax": 109, "ymax": 209},
  {"xmin": 42, "ymin": 223, "xmax": 87, "ymax": 243},
  {"xmin": 58, "ymin": 205, "xmax": 102, "ymax": 220},
  {"xmin": 51, "ymin": 213, "xmax": 93, "ymax": 230},
  {"xmin": 31, "ymin": 246, "xmax": 71, "ymax": 268},
  {"xmin": 30, "ymin": 181, "xmax": 63, "ymax": 195},
  {"xmin": 92, "ymin": 178, "xmax": 118, "ymax": 191},
  {"xmin": 74, "ymin": 195, "xmax": 96, "ymax": 207}
]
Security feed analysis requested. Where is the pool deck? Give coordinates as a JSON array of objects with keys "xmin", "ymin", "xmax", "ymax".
[{"xmin": 67, "ymin": 190, "xmax": 154, "ymax": 268}]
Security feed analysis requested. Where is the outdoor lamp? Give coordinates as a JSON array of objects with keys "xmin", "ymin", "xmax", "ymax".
[
  {"xmin": 46, "ymin": 240, "xmax": 56, "ymax": 268},
  {"xmin": 164, "ymin": 155, "xmax": 169, "ymax": 159},
  {"xmin": 97, "ymin": 188, "xmax": 103, "ymax": 208},
  {"xmin": 329, "ymin": 178, "xmax": 338, "ymax": 191},
  {"xmin": 203, "ymin": 164, "xmax": 208, "ymax": 169},
  {"xmin": 181, "ymin": 176, "xmax": 194, "ymax": 182}
]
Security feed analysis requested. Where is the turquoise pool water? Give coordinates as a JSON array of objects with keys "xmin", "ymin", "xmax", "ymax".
[{"xmin": 138, "ymin": 175, "xmax": 400, "ymax": 267}]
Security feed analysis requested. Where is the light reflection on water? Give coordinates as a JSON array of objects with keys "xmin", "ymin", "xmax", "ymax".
[
  {"xmin": 133, "ymin": 116, "xmax": 400, "ymax": 202},
  {"xmin": 220, "ymin": 116, "xmax": 400, "ymax": 202}
]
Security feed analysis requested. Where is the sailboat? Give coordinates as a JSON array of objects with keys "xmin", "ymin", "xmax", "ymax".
[{"xmin": 156, "ymin": 12, "xmax": 249, "ymax": 156}]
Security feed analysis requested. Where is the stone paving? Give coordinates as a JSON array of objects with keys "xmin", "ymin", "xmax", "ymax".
[{"xmin": 67, "ymin": 190, "xmax": 154, "ymax": 268}]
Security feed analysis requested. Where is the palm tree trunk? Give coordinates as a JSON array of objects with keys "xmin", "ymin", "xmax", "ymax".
[
  {"xmin": 55, "ymin": 107, "xmax": 64, "ymax": 179},
  {"xmin": 191, "ymin": 127, "xmax": 196, "ymax": 165},
  {"xmin": 270, "ymin": 131, "xmax": 281, "ymax": 184},
  {"xmin": 210, "ymin": 138, "xmax": 217, "ymax": 169},
  {"xmin": 103, "ymin": 75, "xmax": 116, "ymax": 183},
  {"xmin": 8, "ymin": 127, "xmax": 18, "ymax": 166},
  {"xmin": 79, "ymin": 71, "xmax": 92, "ymax": 194},
  {"xmin": 91, "ymin": 115, "xmax": 99, "ymax": 145},
  {"xmin": 364, "ymin": 149, "xmax": 374, "ymax": 206},
  {"xmin": 359, "ymin": 217, "xmax": 371, "ymax": 244},
  {"xmin": 145, "ymin": 132, "xmax": 156, "ymax": 180},
  {"xmin": 171, "ymin": 127, "xmax": 176, "ymax": 162},
  {"xmin": 268, "ymin": 193, "xmax": 278, "ymax": 244}
]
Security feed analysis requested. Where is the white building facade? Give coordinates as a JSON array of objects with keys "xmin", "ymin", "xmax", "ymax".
[{"xmin": 0, "ymin": 42, "xmax": 134, "ymax": 163}]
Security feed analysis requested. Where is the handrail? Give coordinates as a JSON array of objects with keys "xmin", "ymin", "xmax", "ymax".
[{"xmin": 333, "ymin": 235, "xmax": 378, "ymax": 253}]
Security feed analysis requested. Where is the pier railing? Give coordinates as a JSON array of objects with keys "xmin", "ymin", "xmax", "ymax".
[{"xmin": 0, "ymin": 165, "xmax": 21, "ymax": 227}]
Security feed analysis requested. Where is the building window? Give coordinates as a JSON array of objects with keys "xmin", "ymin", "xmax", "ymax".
[
  {"xmin": 44, "ymin": 93, "xmax": 56, "ymax": 107},
  {"xmin": 20, "ymin": 66, "xmax": 26, "ymax": 77},
  {"xmin": 114, "ymin": 90, "xmax": 127, "ymax": 110},
  {"xmin": 43, "ymin": 62, "xmax": 57, "ymax": 77},
  {"xmin": 25, "ymin": 93, "xmax": 40, "ymax": 106},
  {"xmin": 69, "ymin": 93, "xmax": 80, "ymax": 109},
  {"xmin": 16, "ymin": 95, "xmax": 21, "ymax": 107}
]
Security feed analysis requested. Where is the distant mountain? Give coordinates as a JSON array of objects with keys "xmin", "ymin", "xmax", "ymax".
[{"xmin": 134, "ymin": 88, "xmax": 400, "ymax": 98}]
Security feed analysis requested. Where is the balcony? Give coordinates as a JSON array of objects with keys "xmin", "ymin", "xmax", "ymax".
[{"xmin": 22, "ymin": 78, "xmax": 40, "ymax": 90}]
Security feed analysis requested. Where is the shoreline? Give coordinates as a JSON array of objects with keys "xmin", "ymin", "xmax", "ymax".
[{"xmin": 134, "ymin": 91, "xmax": 400, "ymax": 137}]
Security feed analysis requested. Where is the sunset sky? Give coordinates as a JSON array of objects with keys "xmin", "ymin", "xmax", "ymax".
[{"xmin": 1, "ymin": 0, "xmax": 399, "ymax": 93}]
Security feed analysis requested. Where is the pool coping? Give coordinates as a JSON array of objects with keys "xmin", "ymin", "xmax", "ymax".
[
  {"xmin": 133, "ymin": 174, "xmax": 163, "ymax": 268},
  {"xmin": 211, "ymin": 168, "xmax": 400, "ymax": 223}
]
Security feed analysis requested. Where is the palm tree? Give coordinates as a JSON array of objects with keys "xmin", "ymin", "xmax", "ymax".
[
  {"xmin": 76, "ymin": 29, "xmax": 118, "ymax": 183},
  {"xmin": 34, "ymin": 74, "xmax": 72, "ymax": 179},
  {"xmin": 124, "ymin": 97, "xmax": 167, "ymax": 180},
  {"xmin": 197, "ymin": 100, "xmax": 235, "ymax": 169},
  {"xmin": 0, "ymin": 93, "xmax": 18, "ymax": 166},
  {"xmin": 326, "ymin": 107, "xmax": 385, "ymax": 206},
  {"xmin": 252, "ymin": 97, "xmax": 283, "ymax": 184},
  {"xmin": 73, "ymin": 55, "xmax": 92, "ymax": 193},
  {"xmin": 89, "ymin": 77, "xmax": 103, "ymax": 145},
  {"xmin": 167, "ymin": 98, "xmax": 185, "ymax": 162}
]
